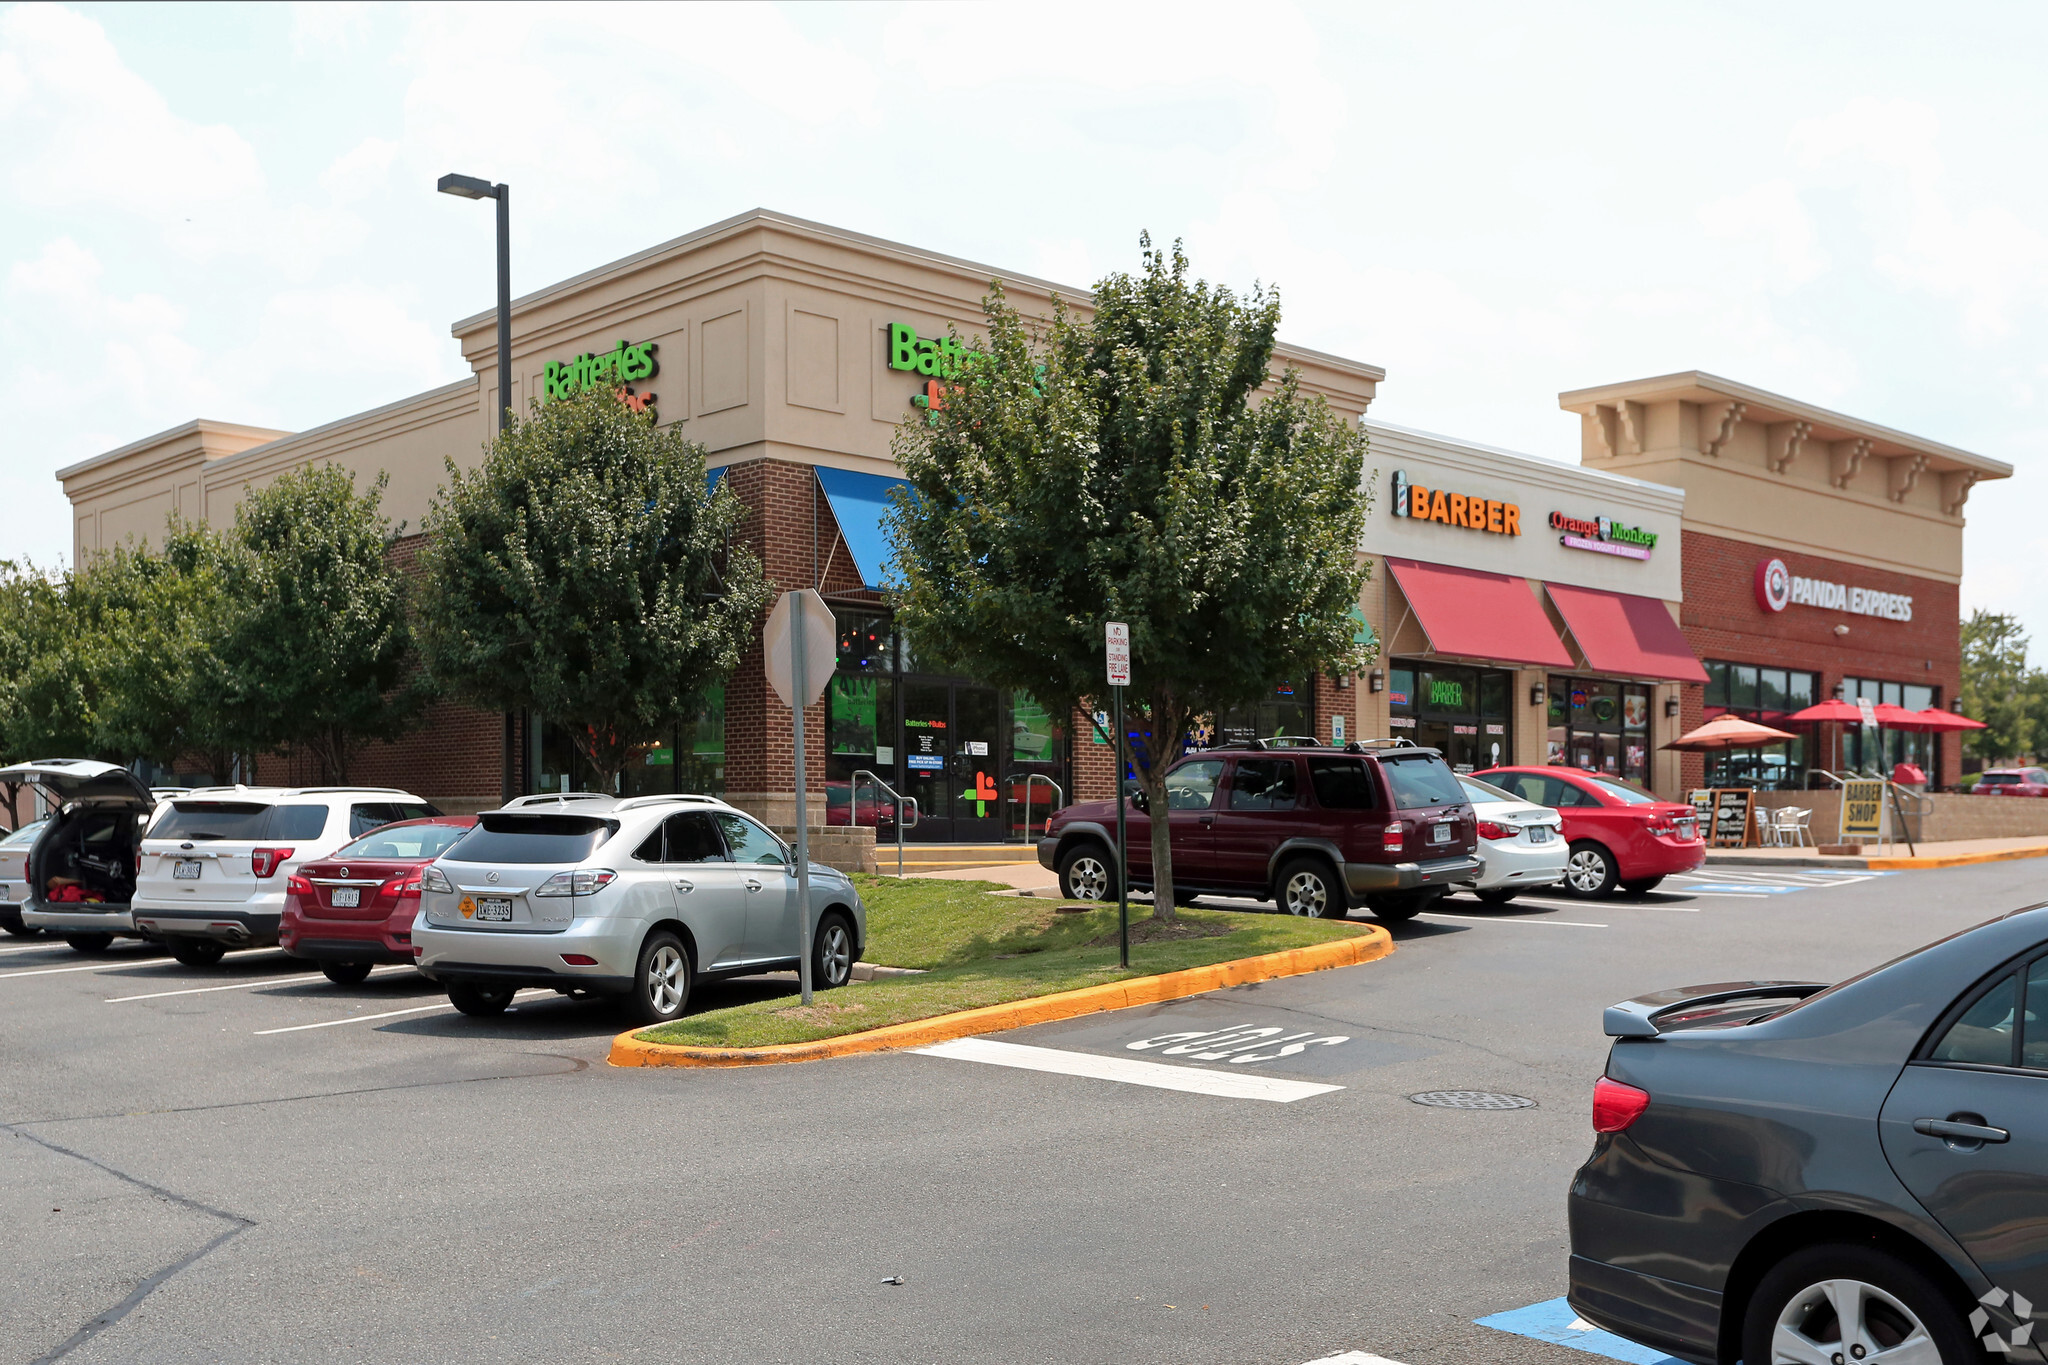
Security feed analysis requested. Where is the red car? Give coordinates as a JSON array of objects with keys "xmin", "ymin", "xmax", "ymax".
[
  {"xmin": 281, "ymin": 815, "xmax": 476, "ymax": 984},
  {"xmin": 1976, "ymin": 767, "xmax": 2048, "ymax": 797},
  {"xmin": 1471, "ymin": 766, "xmax": 1703, "ymax": 898}
]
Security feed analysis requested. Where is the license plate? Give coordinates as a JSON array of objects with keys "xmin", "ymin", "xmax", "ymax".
[
  {"xmin": 475, "ymin": 897, "xmax": 514, "ymax": 922},
  {"xmin": 1430, "ymin": 822, "xmax": 1452, "ymax": 845},
  {"xmin": 1527, "ymin": 826, "xmax": 1552, "ymax": 844},
  {"xmin": 1677, "ymin": 819, "xmax": 1697, "ymax": 839},
  {"xmin": 331, "ymin": 887, "xmax": 360, "ymax": 908},
  {"xmin": 173, "ymin": 861, "xmax": 202, "ymax": 880}
]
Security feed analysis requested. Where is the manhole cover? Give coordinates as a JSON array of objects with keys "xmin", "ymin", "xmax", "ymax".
[{"xmin": 1408, "ymin": 1090, "xmax": 1536, "ymax": 1110}]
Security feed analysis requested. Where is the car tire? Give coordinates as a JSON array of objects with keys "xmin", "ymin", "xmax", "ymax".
[
  {"xmin": 3, "ymin": 919, "xmax": 40, "ymax": 938},
  {"xmin": 623, "ymin": 930, "xmax": 691, "ymax": 1026},
  {"xmin": 1474, "ymin": 888, "xmax": 1518, "ymax": 906},
  {"xmin": 1563, "ymin": 841, "xmax": 1619, "ymax": 898},
  {"xmin": 64, "ymin": 933, "xmax": 113, "ymax": 954},
  {"xmin": 170, "ymin": 939, "xmax": 227, "ymax": 967},
  {"xmin": 1058, "ymin": 844, "xmax": 1118, "ymax": 902},
  {"xmin": 1276, "ymin": 857, "xmax": 1343, "ymax": 918},
  {"xmin": 1365, "ymin": 890, "xmax": 1438, "ymax": 923},
  {"xmin": 321, "ymin": 962, "xmax": 374, "ymax": 986},
  {"xmin": 448, "ymin": 982, "xmax": 515, "ymax": 1017},
  {"xmin": 1619, "ymin": 876, "xmax": 1664, "ymax": 895},
  {"xmin": 1741, "ymin": 1243, "xmax": 1976, "ymax": 1365},
  {"xmin": 812, "ymin": 912, "xmax": 855, "ymax": 990}
]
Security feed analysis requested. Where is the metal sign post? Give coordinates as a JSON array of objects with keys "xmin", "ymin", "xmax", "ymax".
[
  {"xmin": 1106, "ymin": 621, "xmax": 1131, "ymax": 969},
  {"xmin": 764, "ymin": 588, "xmax": 837, "ymax": 1006}
]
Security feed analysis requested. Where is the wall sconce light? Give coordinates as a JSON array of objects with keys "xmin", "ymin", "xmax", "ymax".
[
  {"xmin": 1664, "ymin": 696, "xmax": 1680, "ymax": 719},
  {"xmin": 1367, "ymin": 669, "xmax": 1384, "ymax": 693},
  {"xmin": 1529, "ymin": 682, "xmax": 1545, "ymax": 707},
  {"xmin": 1833, "ymin": 624, "xmax": 1850, "ymax": 636},
  {"xmin": 1832, "ymin": 680, "xmax": 1846, "ymax": 700}
]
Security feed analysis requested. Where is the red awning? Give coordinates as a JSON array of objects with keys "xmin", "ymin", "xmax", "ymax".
[
  {"xmin": 1544, "ymin": 583, "xmax": 1709, "ymax": 684},
  {"xmin": 1384, "ymin": 558, "xmax": 1573, "ymax": 668}
]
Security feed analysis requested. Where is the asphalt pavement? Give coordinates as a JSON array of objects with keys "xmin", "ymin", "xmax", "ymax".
[{"xmin": 1, "ymin": 860, "xmax": 2040, "ymax": 1364}]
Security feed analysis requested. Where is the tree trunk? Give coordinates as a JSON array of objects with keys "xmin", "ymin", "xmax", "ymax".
[{"xmin": 1138, "ymin": 764, "xmax": 1175, "ymax": 924}]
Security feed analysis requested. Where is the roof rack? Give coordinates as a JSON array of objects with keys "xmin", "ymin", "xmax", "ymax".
[
  {"xmin": 613, "ymin": 793, "xmax": 724, "ymax": 812},
  {"xmin": 1350, "ymin": 737, "xmax": 1421, "ymax": 750}
]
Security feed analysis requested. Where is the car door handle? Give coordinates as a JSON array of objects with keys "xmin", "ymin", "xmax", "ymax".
[
  {"xmin": 1914, "ymin": 1117, "xmax": 2010, "ymax": 1144},
  {"xmin": 744, "ymin": 878, "xmax": 762, "ymax": 893},
  {"xmin": 1198, "ymin": 815, "xmax": 1214, "ymax": 826},
  {"xmin": 672, "ymin": 879, "xmax": 694, "ymax": 893}
]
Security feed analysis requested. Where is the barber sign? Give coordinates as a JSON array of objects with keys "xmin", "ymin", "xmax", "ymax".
[{"xmin": 1105, "ymin": 621, "xmax": 1130, "ymax": 687}]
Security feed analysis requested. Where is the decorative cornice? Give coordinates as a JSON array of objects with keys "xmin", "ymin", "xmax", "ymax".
[
  {"xmin": 1888, "ymin": 453, "xmax": 1929, "ymax": 503},
  {"xmin": 1766, "ymin": 420, "xmax": 1812, "ymax": 475},
  {"xmin": 1940, "ymin": 468, "xmax": 1979, "ymax": 516},
  {"xmin": 1829, "ymin": 437, "xmax": 1871, "ymax": 489},
  {"xmin": 1698, "ymin": 400, "xmax": 1744, "ymax": 458}
]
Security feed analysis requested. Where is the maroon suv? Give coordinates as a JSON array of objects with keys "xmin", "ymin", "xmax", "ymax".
[{"xmin": 1036, "ymin": 742, "xmax": 1478, "ymax": 922}]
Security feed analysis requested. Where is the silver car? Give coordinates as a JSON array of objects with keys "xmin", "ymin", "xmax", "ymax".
[{"xmin": 413, "ymin": 793, "xmax": 867, "ymax": 1024}]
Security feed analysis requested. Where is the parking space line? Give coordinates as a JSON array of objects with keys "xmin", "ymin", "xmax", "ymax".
[
  {"xmin": 1300, "ymin": 1354, "xmax": 1409, "ymax": 1364},
  {"xmin": 913, "ymin": 1037, "xmax": 1344, "ymax": 1102},
  {"xmin": 1421, "ymin": 912, "xmax": 1608, "ymax": 928},
  {"xmin": 255, "ymin": 1002, "xmax": 457, "ymax": 1034},
  {"xmin": 0, "ymin": 961, "xmax": 145, "ymax": 981},
  {"xmin": 107, "ymin": 966, "xmax": 412, "ymax": 1003}
]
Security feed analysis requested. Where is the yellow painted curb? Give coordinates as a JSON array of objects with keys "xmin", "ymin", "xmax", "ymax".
[
  {"xmin": 607, "ymin": 925, "xmax": 1394, "ymax": 1069},
  {"xmin": 1866, "ymin": 844, "xmax": 2048, "ymax": 871}
]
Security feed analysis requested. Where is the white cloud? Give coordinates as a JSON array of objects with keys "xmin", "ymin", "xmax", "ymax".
[{"xmin": 1699, "ymin": 178, "xmax": 1831, "ymax": 287}]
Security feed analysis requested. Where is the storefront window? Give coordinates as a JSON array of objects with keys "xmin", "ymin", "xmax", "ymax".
[
  {"xmin": 532, "ymin": 683, "xmax": 725, "ymax": 799},
  {"xmin": 1702, "ymin": 660, "xmax": 1817, "ymax": 790},
  {"xmin": 1390, "ymin": 659, "xmax": 1510, "ymax": 773},
  {"xmin": 1840, "ymin": 677, "xmax": 1938, "ymax": 778},
  {"xmin": 1547, "ymin": 675, "xmax": 1653, "ymax": 783},
  {"xmin": 1216, "ymin": 681, "xmax": 1314, "ymax": 747}
]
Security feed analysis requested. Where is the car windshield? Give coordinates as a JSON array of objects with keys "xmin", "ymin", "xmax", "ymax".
[
  {"xmin": 2, "ymin": 820, "xmax": 47, "ymax": 847},
  {"xmin": 1984, "ymin": 772, "xmax": 2027, "ymax": 783},
  {"xmin": 1381, "ymin": 753, "xmax": 1465, "ymax": 809},
  {"xmin": 1585, "ymin": 776, "xmax": 1658, "ymax": 806},
  {"xmin": 1459, "ymin": 777, "xmax": 1516, "ymax": 804},
  {"xmin": 332, "ymin": 822, "xmax": 472, "ymax": 860},
  {"xmin": 443, "ymin": 814, "xmax": 618, "ymax": 864}
]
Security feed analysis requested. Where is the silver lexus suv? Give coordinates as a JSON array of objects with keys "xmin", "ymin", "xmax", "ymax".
[{"xmin": 413, "ymin": 793, "xmax": 867, "ymax": 1025}]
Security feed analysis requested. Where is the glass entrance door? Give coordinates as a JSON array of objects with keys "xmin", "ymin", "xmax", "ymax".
[{"xmin": 901, "ymin": 682, "xmax": 1003, "ymax": 842}]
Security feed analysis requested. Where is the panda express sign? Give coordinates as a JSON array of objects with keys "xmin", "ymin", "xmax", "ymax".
[{"xmin": 1755, "ymin": 556, "xmax": 1914, "ymax": 622}]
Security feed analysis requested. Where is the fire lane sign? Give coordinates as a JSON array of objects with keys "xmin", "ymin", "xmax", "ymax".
[{"xmin": 1105, "ymin": 621, "xmax": 1130, "ymax": 687}]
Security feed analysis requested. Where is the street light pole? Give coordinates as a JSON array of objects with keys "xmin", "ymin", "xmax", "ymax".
[{"xmin": 438, "ymin": 172, "xmax": 517, "ymax": 802}]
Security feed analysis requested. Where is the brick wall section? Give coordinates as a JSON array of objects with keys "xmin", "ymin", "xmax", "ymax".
[
  {"xmin": 1680, "ymin": 530, "xmax": 1963, "ymax": 789},
  {"xmin": 1071, "ymin": 704, "xmax": 1116, "ymax": 802},
  {"xmin": 1312, "ymin": 672, "xmax": 1345, "ymax": 743}
]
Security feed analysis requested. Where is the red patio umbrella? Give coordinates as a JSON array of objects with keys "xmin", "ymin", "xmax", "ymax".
[
  {"xmin": 1786, "ymin": 699, "xmax": 1866, "ymax": 724},
  {"xmin": 1891, "ymin": 708, "xmax": 1987, "ymax": 733},
  {"xmin": 1664, "ymin": 714, "xmax": 1799, "ymax": 751}
]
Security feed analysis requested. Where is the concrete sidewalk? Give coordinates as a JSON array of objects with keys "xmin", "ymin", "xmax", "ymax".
[
  {"xmin": 1708, "ymin": 835, "xmax": 2048, "ymax": 871},
  {"xmin": 899, "ymin": 860, "xmax": 1060, "ymax": 892}
]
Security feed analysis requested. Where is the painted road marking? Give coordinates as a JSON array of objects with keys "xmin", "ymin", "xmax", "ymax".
[
  {"xmin": 1300, "ymin": 1354, "xmax": 1408, "ymax": 1364},
  {"xmin": 107, "ymin": 965, "xmax": 413, "ymax": 1003},
  {"xmin": 913, "ymin": 1037, "xmax": 1344, "ymax": 1102},
  {"xmin": 1477, "ymin": 1297, "xmax": 1684, "ymax": 1364},
  {"xmin": 0, "ymin": 961, "xmax": 144, "ymax": 981},
  {"xmin": 1124, "ymin": 1023, "xmax": 1351, "ymax": 1066},
  {"xmin": 1421, "ymin": 912, "xmax": 1609, "ymax": 928},
  {"xmin": 254, "ymin": 989, "xmax": 548, "ymax": 1034}
]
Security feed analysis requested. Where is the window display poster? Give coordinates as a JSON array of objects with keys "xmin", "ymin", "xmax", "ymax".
[
  {"xmin": 1011, "ymin": 692, "xmax": 1060, "ymax": 761},
  {"xmin": 829, "ymin": 675, "xmax": 877, "ymax": 754},
  {"xmin": 1623, "ymin": 692, "xmax": 1649, "ymax": 729}
]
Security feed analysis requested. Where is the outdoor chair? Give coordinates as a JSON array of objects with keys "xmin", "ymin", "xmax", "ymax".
[
  {"xmin": 1753, "ymin": 806, "xmax": 1779, "ymax": 848},
  {"xmin": 1771, "ymin": 806, "xmax": 1812, "ymax": 848}
]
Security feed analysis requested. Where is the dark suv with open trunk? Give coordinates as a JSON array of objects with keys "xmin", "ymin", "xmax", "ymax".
[{"xmin": 1036, "ymin": 741, "xmax": 1478, "ymax": 922}]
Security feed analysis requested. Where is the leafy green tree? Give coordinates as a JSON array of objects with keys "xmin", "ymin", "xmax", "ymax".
[
  {"xmin": 888, "ymin": 237, "xmax": 1374, "ymax": 919},
  {"xmin": 416, "ymin": 384, "xmax": 771, "ymax": 794},
  {"xmin": 0, "ymin": 561, "xmax": 96, "ymax": 763},
  {"xmin": 215, "ymin": 466, "xmax": 422, "ymax": 783},
  {"xmin": 1960, "ymin": 609, "xmax": 2037, "ymax": 766}
]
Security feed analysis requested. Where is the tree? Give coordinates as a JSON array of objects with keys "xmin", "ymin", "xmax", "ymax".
[
  {"xmin": 888, "ymin": 236, "xmax": 1374, "ymax": 919},
  {"xmin": 1960, "ymin": 609, "xmax": 2037, "ymax": 766},
  {"xmin": 0, "ymin": 560, "xmax": 96, "ymax": 763},
  {"xmin": 214, "ymin": 466, "xmax": 423, "ymax": 783},
  {"xmin": 415, "ymin": 384, "xmax": 771, "ymax": 794}
]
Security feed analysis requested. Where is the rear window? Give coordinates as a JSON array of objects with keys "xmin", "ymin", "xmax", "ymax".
[
  {"xmin": 1380, "ymin": 754, "xmax": 1465, "ymax": 810},
  {"xmin": 443, "ymin": 814, "xmax": 618, "ymax": 864},
  {"xmin": 333, "ymin": 822, "xmax": 472, "ymax": 860},
  {"xmin": 349, "ymin": 802, "xmax": 437, "ymax": 838},
  {"xmin": 1307, "ymin": 758, "xmax": 1377, "ymax": 810},
  {"xmin": 147, "ymin": 801, "xmax": 329, "ymax": 842},
  {"xmin": 1584, "ymin": 777, "xmax": 1657, "ymax": 806},
  {"xmin": 2, "ymin": 821, "xmax": 47, "ymax": 848},
  {"xmin": 1983, "ymin": 772, "xmax": 2028, "ymax": 784}
]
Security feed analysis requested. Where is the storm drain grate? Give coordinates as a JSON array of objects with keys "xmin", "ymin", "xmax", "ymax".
[{"xmin": 1408, "ymin": 1090, "xmax": 1536, "ymax": 1110}]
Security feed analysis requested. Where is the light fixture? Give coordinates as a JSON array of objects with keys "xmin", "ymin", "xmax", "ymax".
[
  {"xmin": 1530, "ymin": 682, "xmax": 1545, "ymax": 707},
  {"xmin": 1833, "ymin": 624, "xmax": 1850, "ymax": 636},
  {"xmin": 1664, "ymin": 696, "xmax": 1680, "ymax": 719},
  {"xmin": 1368, "ymin": 669, "xmax": 1384, "ymax": 693},
  {"xmin": 1832, "ymin": 680, "xmax": 1846, "ymax": 700}
]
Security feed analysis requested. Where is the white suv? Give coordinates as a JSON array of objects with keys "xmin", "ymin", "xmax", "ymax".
[
  {"xmin": 413, "ymin": 793, "xmax": 867, "ymax": 1024},
  {"xmin": 132, "ymin": 786, "xmax": 437, "ymax": 966}
]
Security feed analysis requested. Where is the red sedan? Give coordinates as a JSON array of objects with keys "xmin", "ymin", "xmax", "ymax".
[
  {"xmin": 1471, "ymin": 766, "xmax": 1704, "ymax": 897},
  {"xmin": 281, "ymin": 815, "xmax": 476, "ymax": 984}
]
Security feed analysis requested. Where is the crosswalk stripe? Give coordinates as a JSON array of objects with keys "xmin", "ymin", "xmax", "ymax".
[{"xmin": 912, "ymin": 1037, "xmax": 1343, "ymax": 1103}]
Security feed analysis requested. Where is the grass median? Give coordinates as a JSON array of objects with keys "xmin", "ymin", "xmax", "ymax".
[{"xmin": 635, "ymin": 873, "xmax": 1369, "ymax": 1050}]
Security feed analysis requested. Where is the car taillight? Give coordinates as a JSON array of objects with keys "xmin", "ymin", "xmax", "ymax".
[
  {"xmin": 533, "ymin": 868, "xmax": 619, "ymax": 897},
  {"xmin": 251, "ymin": 848, "xmax": 294, "ymax": 878},
  {"xmin": 1382, "ymin": 820, "xmax": 1405, "ymax": 853},
  {"xmin": 383, "ymin": 874, "xmax": 423, "ymax": 900},
  {"xmin": 286, "ymin": 873, "xmax": 313, "ymax": 897},
  {"xmin": 1477, "ymin": 820, "xmax": 1519, "ymax": 841},
  {"xmin": 1592, "ymin": 1076, "xmax": 1651, "ymax": 1133}
]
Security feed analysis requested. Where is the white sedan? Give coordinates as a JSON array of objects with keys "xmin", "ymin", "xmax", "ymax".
[{"xmin": 1455, "ymin": 775, "xmax": 1566, "ymax": 905}]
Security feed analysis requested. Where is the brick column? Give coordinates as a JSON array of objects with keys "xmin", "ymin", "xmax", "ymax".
[{"xmin": 723, "ymin": 458, "xmax": 828, "ymax": 826}]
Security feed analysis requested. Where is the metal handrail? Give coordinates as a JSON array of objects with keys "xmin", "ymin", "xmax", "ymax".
[
  {"xmin": 851, "ymin": 769, "xmax": 917, "ymax": 876},
  {"xmin": 1013, "ymin": 773, "xmax": 1064, "ymax": 843}
]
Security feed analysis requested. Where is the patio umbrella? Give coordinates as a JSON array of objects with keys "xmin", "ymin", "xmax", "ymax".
[
  {"xmin": 1786, "ymin": 699, "xmax": 1867, "ymax": 724},
  {"xmin": 1664, "ymin": 713, "xmax": 1799, "ymax": 751},
  {"xmin": 1890, "ymin": 707, "xmax": 1988, "ymax": 733}
]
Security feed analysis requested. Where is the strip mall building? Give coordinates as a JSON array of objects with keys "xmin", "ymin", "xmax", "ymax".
[{"xmin": 57, "ymin": 211, "xmax": 2011, "ymax": 833}]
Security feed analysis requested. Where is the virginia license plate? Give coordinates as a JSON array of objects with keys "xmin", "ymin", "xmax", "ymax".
[
  {"xmin": 1430, "ymin": 822, "xmax": 1452, "ymax": 845},
  {"xmin": 476, "ymin": 897, "xmax": 514, "ymax": 922},
  {"xmin": 331, "ymin": 887, "xmax": 360, "ymax": 908},
  {"xmin": 173, "ymin": 861, "xmax": 202, "ymax": 880}
]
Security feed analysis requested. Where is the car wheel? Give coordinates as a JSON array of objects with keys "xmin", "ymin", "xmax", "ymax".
[
  {"xmin": 2, "ymin": 919, "xmax": 40, "ymax": 938},
  {"xmin": 1741, "ymin": 1243, "xmax": 1976, "ymax": 1365},
  {"xmin": 1365, "ymin": 890, "xmax": 1438, "ymax": 923},
  {"xmin": 1474, "ymin": 888, "xmax": 1518, "ymax": 906},
  {"xmin": 321, "ymin": 962, "xmax": 374, "ymax": 986},
  {"xmin": 64, "ymin": 933, "xmax": 113, "ymax": 954},
  {"xmin": 1563, "ymin": 842, "xmax": 1619, "ymax": 898},
  {"xmin": 448, "ymin": 982, "xmax": 515, "ymax": 1017},
  {"xmin": 1058, "ymin": 845, "xmax": 1118, "ymax": 901},
  {"xmin": 1619, "ymin": 876, "xmax": 1664, "ymax": 895},
  {"xmin": 170, "ymin": 939, "xmax": 226, "ymax": 967},
  {"xmin": 624, "ymin": 930, "xmax": 691, "ymax": 1026},
  {"xmin": 1277, "ymin": 857, "xmax": 1342, "ymax": 918},
  {"xmin": 812, "ymin": 913, "xmax": 855, "ymax": 989}
]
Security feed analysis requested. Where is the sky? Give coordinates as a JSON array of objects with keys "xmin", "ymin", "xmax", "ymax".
[{"xmin": 2, "ymin": 0, "xmax": 2044, "ymax": 654}]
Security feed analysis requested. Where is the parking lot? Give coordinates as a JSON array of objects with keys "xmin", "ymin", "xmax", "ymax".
[{"xmin": 3, "ymin": 857, "xmax": 2041, "ymax": 1364}]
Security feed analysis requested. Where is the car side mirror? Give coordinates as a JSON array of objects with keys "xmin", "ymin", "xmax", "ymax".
[{"xmin": 1129, "ymin": 791, "xmax": 1149, "ymax": 814}]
